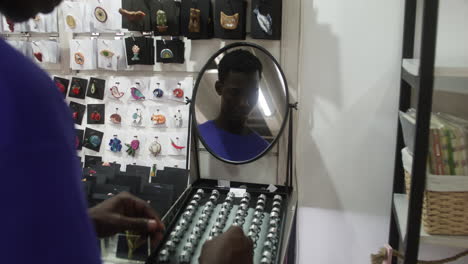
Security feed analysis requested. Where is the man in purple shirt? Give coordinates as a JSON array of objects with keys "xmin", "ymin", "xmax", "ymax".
[
  {"xmin": 0, "ymin": 1, "xmax": 253, "ymax": 264},
  {"xmin": 199, "ymin": 49, "xmax": 269, "ymax": 161}
]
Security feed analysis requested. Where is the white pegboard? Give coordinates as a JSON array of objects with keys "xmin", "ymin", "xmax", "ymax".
[{"xmin": 1, "ymin": 0, "xmax": 282, "ymax": 175}]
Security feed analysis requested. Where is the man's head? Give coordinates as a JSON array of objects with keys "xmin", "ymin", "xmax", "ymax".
[
  {"xmin": 0, "ymin": 0, "xmax": 61, "ymax": 22},
  {"xmin": 215, "ymin": 49, "xmax": 263, "ymax": 125}
]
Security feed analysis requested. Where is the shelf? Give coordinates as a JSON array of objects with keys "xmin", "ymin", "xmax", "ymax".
[
  {"xmin": 402, "ymin": 59, "xmax": 468, "ymax": 95},
  {"xmin": 403, "ymin": 59, "xmax": 468, "ymax": 77},
  {"xmin": 393, "ymin": 193, "xmax": 468, "ymax": 248}
]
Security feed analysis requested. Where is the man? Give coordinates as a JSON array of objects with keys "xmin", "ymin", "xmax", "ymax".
[
  {"xmin": 0, "ymin": 1, "xmax": 252, "ymax": 263},
  {"xmin": 199, "ymin": 49, "xmax": 269, "ymax": 161}
]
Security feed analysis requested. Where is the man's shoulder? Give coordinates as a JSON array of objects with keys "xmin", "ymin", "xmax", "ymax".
[{"xmin": 199, "ymin": 120, "xmax": 216, "ymax": 132}]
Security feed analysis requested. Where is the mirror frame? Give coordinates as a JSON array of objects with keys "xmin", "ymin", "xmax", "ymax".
[{"xmin": 191, "ymin": 42, "xmax": 290, "ymax": 165}]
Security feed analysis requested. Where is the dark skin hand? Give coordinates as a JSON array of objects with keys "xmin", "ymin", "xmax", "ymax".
[
  {"xmin": 88, "ymin": 192, "xmax": 165, "ymax": 248},
  {"xmin": 199, "ymin": 226, "xmax": 254, "ymax": 264}
]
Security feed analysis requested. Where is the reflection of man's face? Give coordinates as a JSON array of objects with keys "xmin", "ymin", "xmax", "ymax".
[{"xmin": 216, "ymin": 71, "xmax": 260, "ymax": 123}]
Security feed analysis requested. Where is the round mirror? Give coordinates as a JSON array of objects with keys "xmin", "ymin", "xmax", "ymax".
[{"xmin": 192, "ymin": 42, "xmax": 289, "ymax": 164}]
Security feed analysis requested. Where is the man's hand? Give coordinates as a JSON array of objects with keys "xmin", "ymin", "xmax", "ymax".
[
  {"xmin": 88, "ymin": 192, "xmax": 165, "ymax": 248},
  {"xmin": 199, "ymin": 226, "xmax": 254, "ymax": 264}
]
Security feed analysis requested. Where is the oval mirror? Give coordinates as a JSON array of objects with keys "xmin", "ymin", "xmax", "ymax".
[{"xmin": 192, "ymin": 42, "xmax": 289, "ymax": 164}]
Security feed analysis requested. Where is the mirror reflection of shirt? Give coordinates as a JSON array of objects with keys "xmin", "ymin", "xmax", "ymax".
[{"xmin": 199, "ymin": 120, "xmax": 269, "ymax": 161}]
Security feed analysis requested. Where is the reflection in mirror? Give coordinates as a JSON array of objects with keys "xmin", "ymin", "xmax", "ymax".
[{"xmin": 194, "ymin": 46, "xmax": 288, "ymax": 163}]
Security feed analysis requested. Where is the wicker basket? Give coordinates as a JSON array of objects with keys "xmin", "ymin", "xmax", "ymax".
[{"xmin": 404, "ymin": 171, "xmax": 468, "ymax": 235}]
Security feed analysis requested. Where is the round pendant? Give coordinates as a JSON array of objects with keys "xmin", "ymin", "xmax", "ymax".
[
  {"xmin": 94, "ymin": 7, "xmax": 108, "ymax": 23},
  {"xmin": 173, "ymin": 88, "xmax": 184, "ymax": 98},
  {"xmin": 66, "ymin": 15, "xmax": 76, "ymax": 29},
  {"xmin": 153, "ymin": 88, "xmax": 164, "ymax": 98},
  {"xmin": 160, "ymin": 48, "xmax": 174, "ymax": 59},
  {"xmin": 89, "ymin": 135, "xmax": 101, "ymax": 147},
  {"xmin": 74, "ymin": 52, "xmax": 85, "ymax": 65}
]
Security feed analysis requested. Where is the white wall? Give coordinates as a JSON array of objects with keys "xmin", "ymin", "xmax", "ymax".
[
  {"xmin": 296, "ymin": 0, "xmax": 404, "ymax": 262},
  {"xmin": 296, "ymin": 0, "xmax": 468, "ymax": 263}
]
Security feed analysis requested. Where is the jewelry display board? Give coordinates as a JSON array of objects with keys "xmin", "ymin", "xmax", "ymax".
[{"xmin": 0, "ymin": 1, "xmax": 284, "ymax": 263}]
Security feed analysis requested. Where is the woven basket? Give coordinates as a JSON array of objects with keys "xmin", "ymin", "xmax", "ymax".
[{"xmin": 404, "ymin": 171, "xmax": 468, "ymax": 235}]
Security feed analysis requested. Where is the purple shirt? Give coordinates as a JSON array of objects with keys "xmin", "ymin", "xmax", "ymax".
[
  {"xmin": 199, "ymin": 120, "xmax": 269, "ymax": 161},
  {"xmin": 0, "ymin": 39, "xmax": 101, "ymax": 264}
]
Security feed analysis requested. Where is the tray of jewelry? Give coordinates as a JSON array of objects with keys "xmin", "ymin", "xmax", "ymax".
[{"xmin": 147, "ymin": 186, "xmax": 288, "ymax": 264}]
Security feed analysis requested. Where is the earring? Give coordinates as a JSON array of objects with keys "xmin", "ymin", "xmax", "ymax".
[
  {"xmin": 90, "ymin": 82, "xmax": 97, "ymax": 94},
  {"xmin": 131, "ymin": 85, "xmax": 145, "ymax": 100},
  {"xmin": 100, "ymin": 49, "xmax": 114, "ymax": 58},
  {"xmin": 160, "ymin": 48, "xmax": 174, "ymax": 59},
  {"xmin": 75, "ymin": 135, "xmax": 80, "ymax": 149},
  {"xmin": 91, "ymin": 111, "xmax": 101, "ymax": 121},
  {"xmin": 171, "ymin": 137, "xmax": 185, "ymax": 151},
  {"xmin": 6, "ymin": 18, "xmax": 15, "ymax": 32},
  {"xmin": 156, "ymin": 10, "xmax": 168, "ymax": 33},
  {"xmin": 66, "ymin": 15, "xmax": 76, "ymax": 29},
  {"xmin": 188, "ymin": 8, "xmax": 201, "ymax": 33},
  {"xmin": 253, "ymin": 7, "xmax": 273, "ymax": 35},
  {"xmin": 153, "ymin": 83, "xmax": 164, "ymax": 98},
  {"xmin": 173, "ymin": 83, "xmax": 184, "ymax": 98},
  {"xmin": 151, "ymin": 110, "xmax": 166, "ymax": 125},
  {"xmin": 109, "ymin": 135, "xmax": 122, "ymax": 152},
  {"xmin": 118, "ymin": 8, "xmax": 146, "ymax": 22},
  {"xmin": 174, "ymin": 110, "xmax": 183, "ymax": 128},
  {"xmin": 34, "ymin": 52, "xmax": 43, "ymax": 62},
  {"xmin": 131, "ymin": 45, "xmax": 140, "ymax": 61},
  {"xmin": 94, "ymin": 7, "xmax": 108, "ymax": 23},
  {"xmin": 132, "ymin": 109, "xmax": 142, "ymax": 125},
  {"xmin": 74, "ymin": 52, "xmax": 85, "ymax": 65},
  {"xmin": 110, "ymin": 108, "xmax": 122, "ymax": 124},
  {"xmin": 150, "ymin": 164, "xmax": 157, "ymax": 177},
  {"xmin": 149, "ymin": 137, "xmax": 162, "ymax": 157},
  {"xmin": 71, "ymin": 81, "xmax": 81, "ymax": 95},
  {"xmin": 125, "ymin": 136, "xmax": 140, "ymax": 157},
  {"xmin": 110, "ymin": 83, "xmax": 124, "ymax": 99},
  {"xmin": 55, "ymin": 81, "xmax": 65, "ymax": 93},
  {"xmin": 220, "ymin": 12, "xmax": 239, "ymax": 30}
]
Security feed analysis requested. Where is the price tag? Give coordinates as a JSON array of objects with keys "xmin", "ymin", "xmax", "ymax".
[
  {"xmin": 218, "ymin": 180, "xmax": 230, "ymax": 188},
  {"xmin": 267, "ymin": 184, "xmax": 278, "ymax": 193},
  {"xmin": 230, "ymin": 188, "xmax": 246, "ymax": 198}
]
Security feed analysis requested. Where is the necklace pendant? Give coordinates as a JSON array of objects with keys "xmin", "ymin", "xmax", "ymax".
[
  {"xmin": 131, "ymin": 45, "xmax": 140, "ymax": 61},
  {"xmin": 74, "ymin": 52, "xmax": 85, "ymax": 65},
  {"xmin": 95, "ymin": 7, "xmax": 108, "ymax": 23},
  {"xmin": 188, "ymin": 8, "xmax": 201, "ymax": 33},
  {"xmin": 156, "ymin": 10, "xmax": 168, "ymax": 33},
  {"xmin": 220, "ymin": 11, "xmax": 239, "ymax": 30}
]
